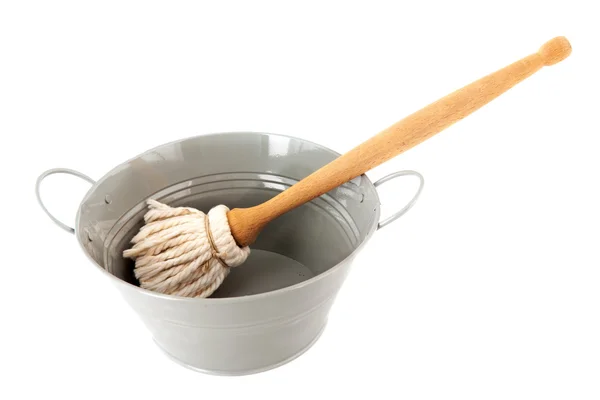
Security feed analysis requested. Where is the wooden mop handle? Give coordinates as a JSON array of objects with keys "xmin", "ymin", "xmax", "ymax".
[
  {"xmin": 341, "ymin": 36, "xmax": 572, "ymax": 173},
  {"xmin": 228, "ymin": 36, "xmax": 571, "ymax": 246},
  {"xmin": 272, "ymin": 37, "xmax": 570, "ymax": 207}
]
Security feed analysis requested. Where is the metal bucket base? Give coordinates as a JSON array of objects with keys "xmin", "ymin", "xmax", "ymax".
[
  {"xmin": 211, "ymin": 249, "xmax": 316, "ymax": 298},
  {"xmin": 153, "ymin": 320, "xmax": 328, "ymax": 376},
  {"xmin": 35, "ymin": 133, "xmax": 424, "ymax": 374}
]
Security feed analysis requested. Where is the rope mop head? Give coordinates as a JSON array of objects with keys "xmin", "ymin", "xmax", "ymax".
[{"xmin": 123, "ymin": 200, "xmax": 250, "ymax": 298}]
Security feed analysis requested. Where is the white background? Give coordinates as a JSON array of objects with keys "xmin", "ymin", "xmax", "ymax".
[{"xmin": 1, "ymin": 1, "xmax": 599, "ymax": 399}]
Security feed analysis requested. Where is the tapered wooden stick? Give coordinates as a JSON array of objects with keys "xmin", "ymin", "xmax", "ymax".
[{"xmin": 228, "ymin": 36, "xmax": 571, "ymax": 247}]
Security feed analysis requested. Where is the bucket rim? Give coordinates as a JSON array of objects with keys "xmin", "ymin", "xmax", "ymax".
[{"xmin": 74, "ymin": 131, "xmax": 382, "ymax": 303}]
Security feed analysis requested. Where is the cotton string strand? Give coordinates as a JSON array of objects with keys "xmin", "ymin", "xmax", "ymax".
[{"xmin": 123, "ymin": 199, "xmax": 251, "ymax": 298}]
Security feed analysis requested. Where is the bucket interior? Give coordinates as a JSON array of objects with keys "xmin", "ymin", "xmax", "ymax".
[{"xmin": 76, "ymin": 133, "xmax": 380, "ymax": 298}]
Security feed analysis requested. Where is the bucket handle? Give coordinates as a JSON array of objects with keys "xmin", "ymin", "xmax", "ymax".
[
  {"xmin": 373, "ymin": 170, "xmax": 424, "ymax": 230},
  {"xmin": 34, "ymin": 167, "xmax": 423, "ymax": 233},
  {"xmin": 35, "ymin": 168, "xmax": 96, "ymax": 234}
]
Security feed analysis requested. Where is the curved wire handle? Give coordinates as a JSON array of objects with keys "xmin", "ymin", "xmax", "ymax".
[
  {"xmin": 35, "ymin": 168, "xmax": 95, "ymax": 234},
  {"xmin": 374, "ymin": 170, "xmax": 424, "ymax": 230}
]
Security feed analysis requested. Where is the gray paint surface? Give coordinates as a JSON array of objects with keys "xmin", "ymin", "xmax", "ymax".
[{"xmin": 36, "ymin": 132, "xmax": 424, "ymax": 375}]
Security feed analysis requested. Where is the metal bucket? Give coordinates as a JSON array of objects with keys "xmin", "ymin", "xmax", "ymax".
[{"xmin": 36, "ymin": 132, "xmax": 424, "ymax": 375}]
